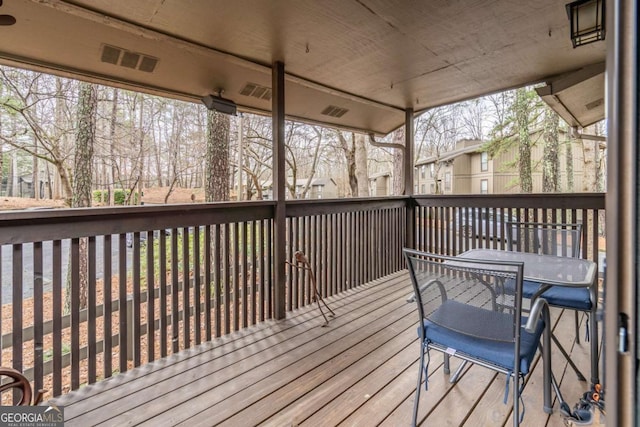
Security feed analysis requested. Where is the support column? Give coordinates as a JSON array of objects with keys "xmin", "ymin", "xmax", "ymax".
[
  {"xmin": 404, "ymin": 108, "xmax": 415, "ymax": 249},
  {"xmin": 605, "ymin": 0, "xmax": 637, "ymax": 425},
  {"xmin": 272, "ymin": 61, "xmax": 287, "ymax": 319}
]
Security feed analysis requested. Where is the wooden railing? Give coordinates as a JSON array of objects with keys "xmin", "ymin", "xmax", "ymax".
[
  {"xmin": 413, "ymin": 193, "xmax": 606, "ymax": 267},
  {"xmin": 285, "ymin": 197, "xmax": 407, "ymax": 311},
  {"xmin": 0, "ymin": 202, "xmax": 274, "ymax": 399},
  {"xmin": 0, "ymin": 193, "xmax": 605, "ymax": 401}
]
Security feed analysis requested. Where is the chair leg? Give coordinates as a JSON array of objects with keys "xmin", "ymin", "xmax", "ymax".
[
  {"xmin": 412, "ymin": 344, "xmax": 425, "ymax": 427},
  {"xmin": 551, "ymin": 333, "xmax": 587, "ymax": 381},
  {"xmin": 443, "ymin": 354, "xmax": 450, "ymax": 375},
  {"xmin": 590, "ymin": 308, "xmax": 599, "ymax": 386},
  {"xmin": 538, "ymin": 303, "xmax": 553, "ymax": 415},
  {"xmin": 512, "ymin": 375, "xmax": 519, "ymax": 427},
  {"xmin": 574, "ymin": 311, "xmax": 580, "ymax": 344},
  {"xmin": 449, "ymin": 360, "xmax": 467, "ymax": 384}
]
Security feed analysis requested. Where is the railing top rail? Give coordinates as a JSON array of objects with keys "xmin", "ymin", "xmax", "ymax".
[
  {"xmin": 0, "ymin": 201, "xmax": 275, "ymax": 244},
  {"xmin": 413, "ymin": 193, "xmax": 605, "ymax": 210},
  {"xmin": 286, "ymin": 196, "xmax": 408, "ymax": 217}
]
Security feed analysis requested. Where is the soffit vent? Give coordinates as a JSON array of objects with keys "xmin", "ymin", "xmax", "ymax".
[
  {"xmin": 321, "ymin": 105, "xmax": 349, "ymax": 118},
  {"xmin": 121, "ymin": 51, "xmax": 140, "ymax": 69},
  {"xmin": 240, "ymin": 83, "xmax": 272, "ymax": 101},
  {"xmin": 585, "ymin": 98, "xmax": 604, "ymax": 110},
  {"xmin": 101, "ymin": 45, "xmax": 121, "ymax": 65},
  {"xmin": 100, "ymin": 45, "xmax": 158, "ymax": 73}
]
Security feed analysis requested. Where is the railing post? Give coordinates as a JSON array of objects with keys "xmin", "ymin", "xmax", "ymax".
[
  {"xmin": 126, "ymin": 296, "xmax": 134, "ymax": 361},
  {"xmin": 404, "ymin": 108, "xmax": 415, "ymax": 250},
  {"xmin": 272, "ymin": 60, "xmax": 287, "ymax": 319}
]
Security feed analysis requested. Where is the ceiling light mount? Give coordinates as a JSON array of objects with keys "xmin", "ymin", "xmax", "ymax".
[
  {"xmin": 201, "ymin": 92, "xmax": 237, "ymax": 115},
  {"xmin": 0, "ymin": 0, "xmax": 16, "ymax": 26}
]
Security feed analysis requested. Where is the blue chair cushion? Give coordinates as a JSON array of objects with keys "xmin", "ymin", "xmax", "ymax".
[
  {"xmin": 506, "ymin": 279, "xmax": 592, "ymax": 311},
  {"xmin": 419, "ymin": 300, "xmax": 544, "ymax": 375},
  {"xmin": 521, "ymin": 280, "xmax": 592, "ymax": 310}
]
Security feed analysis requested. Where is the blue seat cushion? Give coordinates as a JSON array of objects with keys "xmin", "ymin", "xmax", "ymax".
[
  {"xmin": 522, "ymin": 280, "xmax": 592, "ymax": 310},
  {"xmin": 505, "ymin": 279, "xmax": 592, "ymax": 311},
  {"xmin": 419, "ymin": 300, "xmax": 544, "ymax": 375}
]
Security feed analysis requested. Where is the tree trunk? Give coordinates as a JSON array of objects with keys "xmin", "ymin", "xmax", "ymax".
[
  {"xmin": 542, "ymin": 108, "xmax": 560, "ymax": 192},
  {"xmin": 354, "ymin": 133, "xmax": 369, "ymax": 196},
  {"xmin": 565, "ymin": 138, "xmax": 574, "ymax": 192},
  {"xmin": 137, "ymin": 96, "xmax": 145, "ymax": 205},
  {"xmin": 32, "ymin": 137, "xmax": 39, "ymax": 199},
  {"xmin": 10, "ymin": 152, "xmax": 17, "ymax": 197},
  {"xmin": 515, "ymin": 88, "xmax": 533, "ymax": 193},
  {"xmin": 108, "ymin": 88, "xmax": 118, "ymax": 205},
  {"xmin": 205, "ymin": 110, "xmax": 230, "ymax": 202},
  {"xmin": 336, "ymin": 132, "xmax": 358, "ymax": 197},
  {"xmin": 70, "ymin": 82, "xmax": 97, "ymax": 310},
  {"xmin": 392, "ymin": 128, "xmax": 405, "ymax": 195},
  {"xmin": 581, "ymin": 137, "xmax": 595, "ymax": 192}
]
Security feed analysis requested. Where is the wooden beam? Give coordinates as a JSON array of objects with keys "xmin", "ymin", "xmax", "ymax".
[
  {"xmin": 404, "ymin": 109, "xmax": 415, "ymax": 249},
  {"xmin": 605, "ymin": 0, "xmax": 637, "ymax": 425},
  {"xmin": 272, "ymin": 61, "xmax": 287, "ymax": 319}
]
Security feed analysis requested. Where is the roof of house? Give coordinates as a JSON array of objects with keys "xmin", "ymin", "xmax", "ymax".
[{"xmin": 415, "ymin": 140, "xmax": 484, "ymax": 166}]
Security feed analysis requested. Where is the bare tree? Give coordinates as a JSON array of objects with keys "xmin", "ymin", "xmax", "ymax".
[
  {"xmin": 355, "ymin": 133, "xmax": 368, "ymax": 196},
  {"xmin": 542, "ymin": 106, "xmax": 560, "ymax": 192},
  {"xmin": 205, "ymin": 109, "xmax": 230, "ymax": 201},
  {"xmin": 335, "ymin": 131, "xmax": 358, "ymax": 197},
  {"xmin": 71, "ymin": 82, "xmax": 97, "ymax": 309},
  {"xmin": 0, "ymin": 68, "xmax": 76, "ymax": 202}
]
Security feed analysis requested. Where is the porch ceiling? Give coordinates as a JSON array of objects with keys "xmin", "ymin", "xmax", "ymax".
[{"xmin": 0, "ymin": 0, "xmax": 605, "ymax": 134}]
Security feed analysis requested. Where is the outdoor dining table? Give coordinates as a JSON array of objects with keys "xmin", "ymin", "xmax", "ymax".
[{"xmin": 456, "ymin": 248, "xmax": 600, "ymax": 386}]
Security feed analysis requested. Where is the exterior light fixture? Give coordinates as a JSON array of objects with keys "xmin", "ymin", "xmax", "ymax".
[
  {"xmin": 201, "ymin": 93, "xmax": 237, "ymax": 115},
  {"xmin": 566, "ymin": 0, "xmax": 605, "ymax": 48}
]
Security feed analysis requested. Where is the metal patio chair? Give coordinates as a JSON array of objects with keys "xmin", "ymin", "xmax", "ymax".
[
  {"xmin": 505, "ymin": 221, "xmax": 594, "ymax": 382},
  {"xmin": 0, "ymin": 367, "xmax": 44, "ymax": 406},
  {"xmin": 403, "ymin": 248, "xmax": 551, "ymax": 427}
]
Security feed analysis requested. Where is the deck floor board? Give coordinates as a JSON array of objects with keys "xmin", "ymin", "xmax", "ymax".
[{"xmin": 47, "ymin": 271, "xmax": 600, "ymax": 426}]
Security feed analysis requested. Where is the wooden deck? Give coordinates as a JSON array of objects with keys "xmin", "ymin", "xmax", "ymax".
[{"xmin": 49, "ymin": 271, "xmax": 603, "ymax": 426}]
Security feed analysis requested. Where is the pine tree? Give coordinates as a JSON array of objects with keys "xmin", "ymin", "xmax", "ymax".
[{"xmin": 205, "ymin": 109, "xmax": 230, "ymax": 201}]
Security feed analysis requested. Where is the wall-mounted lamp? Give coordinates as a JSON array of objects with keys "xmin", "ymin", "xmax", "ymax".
[
  {"xmin": 566, "ymin": 0, "xmax": 605, "ymax": 48},
  {"xmin": 201, "ymin": 93, "xmax": 237, "ymax": 115}
]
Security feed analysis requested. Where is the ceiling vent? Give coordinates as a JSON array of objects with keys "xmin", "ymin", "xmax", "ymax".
[
  {"xmin": 321, "ymin": 105, "xmax": 349, "ymax": 118},
  {"xmin": 100, "ymin": 45, "xmax": 158, "ymax": 73},
  {"xmin": 240, "ymin": 83, "xmax": 272, "ymax": 101},
  {"xmin": 585, "ymin": 98, "xmax": 604, "ymax": 110},
  {"xmin": 100, "ymin": 45, "xmax": 121, "ymax": 65},
  {"xmin": 120, "ymin": 51, "xmax": 140, "ymax": 69}
]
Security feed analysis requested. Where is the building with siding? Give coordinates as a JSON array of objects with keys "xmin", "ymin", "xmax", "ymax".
[{"xmin": 414, "ymin": 133, "xmax": 587, "ymax": 194}]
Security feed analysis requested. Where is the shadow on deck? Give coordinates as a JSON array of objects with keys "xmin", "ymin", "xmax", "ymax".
[{"xmin": 49, "ymin": 271, "xmax": 602, "ymax": 426}]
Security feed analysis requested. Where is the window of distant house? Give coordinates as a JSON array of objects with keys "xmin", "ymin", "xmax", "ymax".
[
  {"xmin": 445, "ymin": 172, "xmax": 451, "ymax": 191},
  {"xmin": 429, "ymin": 163, "xmax": 435, "ymax": 177},
  {"xmin": 480, "ymin": 179, "xmax": 488, "ymax": 194},
  {"xmin": 414, "ymin": 184, "xmax": 419, "ymax": 193},
  {"xmin": 429, "ymin": 183, "xmax": 435, "ymax": 194},
  {"xmin": 480, "ymin": 152, "xmax": 488, "ymax": 172},
  {"xmin": 421, "ymin": 165, "xmax": 426, "ymax": 179},
  {"xmin": 421, "ymin": 184, "xmax": 426, "ymax": 194}
]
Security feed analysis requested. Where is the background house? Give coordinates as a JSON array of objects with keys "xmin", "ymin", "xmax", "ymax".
[
  {"xmin": 262, "ymin": 177, "xmax": 338, "ymax": 199},
  {"xmin": 369, "ymin": 171, "xmax": 391, "ymax": 196},
  {"xmin": 415, "ymin": 133, "xmax": 588, "ymax": 194}
]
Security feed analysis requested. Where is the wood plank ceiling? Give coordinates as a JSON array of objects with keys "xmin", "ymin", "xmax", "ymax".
[{"xmin": 0, "ymin": 0, "xmax": 606, "ymax": 134}]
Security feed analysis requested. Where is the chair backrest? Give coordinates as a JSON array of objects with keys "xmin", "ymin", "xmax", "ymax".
[
  {"xmin": 403, "ymin": 248, "xmax": 525, "ymax": 344},
  {"xmin": 505, "ymin": 222, "xmax": 582, "ymax": 258}
]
